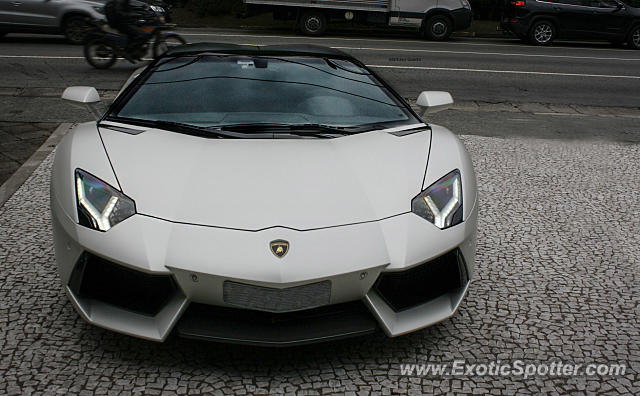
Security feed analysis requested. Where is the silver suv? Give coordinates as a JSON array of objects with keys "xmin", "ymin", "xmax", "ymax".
[{"xmin": 0, "ymin": 0, "xmax": 107, "ymax": 44}]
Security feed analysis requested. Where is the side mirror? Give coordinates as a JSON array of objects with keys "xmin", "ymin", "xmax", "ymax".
[
  {"xmin": 416, "ymin": 91, "xmax": 454, "ymax": 115},
  {"xmin": 62, "ymin": 86, "xmax": 100, "ymax": 103},
  {"xmin": 62, "ymin": 86, "xmax": 103, "ymax": 119}
]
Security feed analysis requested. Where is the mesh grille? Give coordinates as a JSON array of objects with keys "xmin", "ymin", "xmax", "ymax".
[{"xmin": 223, "ymin": 280, "xmax": 331, "ymax": 312}]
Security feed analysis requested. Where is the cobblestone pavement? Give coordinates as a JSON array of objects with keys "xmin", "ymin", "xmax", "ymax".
[
  {"xmin": 0, "ymin": 135, "xmax": 638, "ymax": 395},
  {"xmin": 0, "ymin": 122, "xmax": 57, "ymax": 185}
]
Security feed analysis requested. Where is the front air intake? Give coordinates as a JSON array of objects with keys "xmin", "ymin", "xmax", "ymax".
[
  {"xmin": 68, "ymin": 252, "xmax": 177, "ymax": 316},
  {"xmin": 374, "ymin": 249, "xmax": 468, "ymax": 312}
]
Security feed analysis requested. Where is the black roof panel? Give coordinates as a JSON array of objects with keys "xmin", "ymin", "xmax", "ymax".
[{"xmin": 163, "ymin": 42, "xmax": 354, "ymax": 60}]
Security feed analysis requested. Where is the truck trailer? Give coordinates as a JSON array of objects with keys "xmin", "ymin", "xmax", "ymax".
[{"xmin": 243, "ymin": 0, "xmax": 473, "ymax": 39}]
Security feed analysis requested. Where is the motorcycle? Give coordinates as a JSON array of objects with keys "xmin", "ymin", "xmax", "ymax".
[{"xmin": 83, "ymin": 2, "xmax": 185, "ymax": 69}]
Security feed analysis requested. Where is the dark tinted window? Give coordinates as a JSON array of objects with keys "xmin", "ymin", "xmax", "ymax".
[
  {"xmin": 546, "ymin": 0, "xmax": 586, "ymax": 5},
  {"xmin": 113, "ymin": 55, "xmax": 416, "ymax": 129},
  {"xmin": 592, "ymin": 0, "xmax": 620, "ymax": 7}
]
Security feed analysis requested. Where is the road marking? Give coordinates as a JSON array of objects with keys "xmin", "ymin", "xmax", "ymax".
[
  {"xmin": 1, "ymin": 54, "xmax": 638, "ymax": 79},
  {"xmin": 179, "ymin": 31, "xmax": 636, "ymax": 53},
  {"xmin": 182, "ymin": 35, "xmax": 640, "ymax": 61},
  {"xmin": 332, "ymin": 46, "xmax": 640, "ymax": 62},
  {"xmin": 213, "ymin": 41, "xmax": 640, "ymax": 61},
  {"xmin": 368, "ymin": 64, "xmax": 640, "ymax": 79},
  {"xmin": 533, "ymin": 112, "xmax": 588, "ymax": 116},
  {"xmin": 0, "ymin": 55, "xmax": 84, "ymax": 59}
]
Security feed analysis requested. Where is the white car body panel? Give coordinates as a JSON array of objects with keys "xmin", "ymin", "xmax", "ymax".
[
  {"xmin": 97, "ymin": 125, "xmax": 430, "ymax": 230},
  {"xmin": 424, "ymin": 124, "xmax": 478, "ymax": 222},
  {"xmin": 52, "ymin": 186, "xmax": 477, "ymax": 341},
  {"xmin": 50, "ymin": 122, "xmax": 119, "ymax": 226},
  {"xmin": 51, "ymin": 47, "xmax": 478, "ymax": 344}
]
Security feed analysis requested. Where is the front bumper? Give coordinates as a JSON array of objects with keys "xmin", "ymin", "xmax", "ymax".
[{"xmin": 52, "ymin": 194, "xmax": 478, "ymax": 344}]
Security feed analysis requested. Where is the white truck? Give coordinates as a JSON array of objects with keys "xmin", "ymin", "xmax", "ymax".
[{"xmin": 242, "ymin": 0, "xmax": 472, "ymax": 39}]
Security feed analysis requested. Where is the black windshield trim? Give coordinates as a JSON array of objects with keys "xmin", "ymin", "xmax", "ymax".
[
  {"xmin": 103, "ymin": 117, "xmax": 234, "ymax": 139},
  {"xmin": 103, "ymin": 117, "xmax": 362, "ymax": 139},
  {"xmin": 154, "ymin": 55, "xmax": 202, "ymax": 72}
]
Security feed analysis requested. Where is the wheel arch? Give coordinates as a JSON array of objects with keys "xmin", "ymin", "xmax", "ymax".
[
  {"xmin": 421, "ymin": 9, "xmax": 454, "ymax": 29},
  {"xmin": 295, "ymin": 7, "xmax": 330, "ymax": 23},
  {"xmin": 527, "ymin": 15, "xmax": 559, "ymax": 35},
  {"xmin": 60, "ymin": 11, "xmax": 92, "ymax": 29},
  {"xmin": 625, "ymin": 20, "xmax": 640, "ymax": 40}
]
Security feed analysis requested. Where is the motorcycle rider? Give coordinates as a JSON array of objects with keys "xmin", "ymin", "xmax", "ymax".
[{"xmin": 104, "ymin": 0, "xmax": 148, "ymax": 57}]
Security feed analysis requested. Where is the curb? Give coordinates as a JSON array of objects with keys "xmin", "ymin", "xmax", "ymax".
[
  {"xmin": 0, "ymin": 123, "xmax": 73, "ymax": 208},
  {"xmin": 174, "ymin": 25, "xmax": 508, "ymax": 39}
]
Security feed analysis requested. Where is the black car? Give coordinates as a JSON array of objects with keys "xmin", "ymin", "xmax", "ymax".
[{"xmin": 501, "ymin": 0, "xmax": 640, "ymax": 48}]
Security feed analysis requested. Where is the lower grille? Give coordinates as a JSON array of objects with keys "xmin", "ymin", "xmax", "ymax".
[
  {"xmin": 374, "ymin": 249, "xmax": 468, "ymax": 312},
  {"xmin": 68, "ymin": 252, "xmax": 177, "ymax": 316},
  {"xmin": 223, "ymin": 280, "xmax": 331, "ymax": 312},
  {"xmin": 177, "ymin": 301, "xmax": 377, "ymax": 346}
]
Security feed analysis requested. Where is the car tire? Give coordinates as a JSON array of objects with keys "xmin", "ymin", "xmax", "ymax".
[
  {"xmin": 628, "ymin": 26, "xmax": 640, "ymax": 50},
  {"xmin": 63, "ymin": 16, "xmax": 91, "ymax": 45},
  {"xmin": 84, "ymin": 39, "xmax": 117, "ymax": 69},
  {"xmin": 424, "ymin": 15, "xmax": 452, "ymax": 41},
  {"xmin": 299, "ymin": 11, "xmax": 326, "ymax": 36},
  {"xmin": 529, "ymin": 20, "xmax": 556, "ymax": 46}
]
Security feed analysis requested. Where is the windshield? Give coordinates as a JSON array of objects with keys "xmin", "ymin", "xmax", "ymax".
[
  {"xmin": 621, "ymin": 0, "xmax": 640, "ymax": 6},
  {"xmin": 109, "ymin": 55, "xmax": 419, "ymax": 132}
]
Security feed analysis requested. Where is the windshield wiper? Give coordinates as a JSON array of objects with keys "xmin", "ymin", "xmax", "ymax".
[
  {"xmin": 219, "ymin": 123, "xmax": 359, "ymax": 136},
  {"xmin": 105, "ymin": 119, "xmax": 367, "ymax": 139},
  {"xmin": 104, "ymin": 118, "xmax": 238, "ymax": 139}
]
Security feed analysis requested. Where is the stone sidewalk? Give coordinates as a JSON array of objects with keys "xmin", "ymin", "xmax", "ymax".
[
  {"xmin": 0, "ymin": 135, "xmax": 638, "ymax": 395},
  {"xmin": 0, "ymin": 122, "xmax": 57, "ymax": 185},
  {"xmin": 1, "ymin": 86, "xmax": 638, "ymax": 201}
]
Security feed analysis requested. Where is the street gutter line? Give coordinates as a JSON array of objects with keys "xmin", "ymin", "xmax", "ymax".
[
  {"xmin": 368, "ymin": 64, "xmax": 640, "ymax": 79},
  {"xmin": 331, "ymin": 46, "xmax": 640, "ymax": 61},
  {"xmin": 0, "ymin": 123, "xmax": 72, "ymax": 208},
  {"xmin": 0, "ymin": 55, "xmax": 83, "ymax": 59},
  {"xmin": 533, "ymin": 112, "xmax": 588, "ymax": 116},
  {"xmin": 236, "ymin": 42, "xmax": 640, "ymax": 61},
  {"xmin": 179, "ymin": 32, "xmax": 633, "ymax": 53},
  {"xmin": 1, "ymin": 54, "xmax": 638, "ymax": 79}
]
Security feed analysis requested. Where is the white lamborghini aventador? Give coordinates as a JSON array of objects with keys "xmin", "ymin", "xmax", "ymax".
[{"xmin": 51, "ymin": 43, "xmax": 478, "ymax": 345}]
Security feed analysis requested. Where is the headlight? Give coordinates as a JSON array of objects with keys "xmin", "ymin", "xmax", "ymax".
[
  {"xmin": 75, "ymin": 169, "xmax": 136, "ymax": 231},
  {"xmin": 92, "ymin": 6, "xmax": 105, "ymax": 14},
  {"xmin": 411, "ymin": 170, "xmax": 463, "ymax": 229},
  {"xmin": 460, "ymin": 0, "xmax": 471, "ymax": 9},
  {"xmin": 150, "ymin": 5, "xmax": 165, "ymax": 13}
]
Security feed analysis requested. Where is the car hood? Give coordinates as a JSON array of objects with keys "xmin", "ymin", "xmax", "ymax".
[{"xmin": 98, "ymin": 125, "xmax": 430, "ymax": 230}]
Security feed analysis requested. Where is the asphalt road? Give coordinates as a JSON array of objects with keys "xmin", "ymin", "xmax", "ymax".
[
  {"xmin": 1, "ymin": 28, "xmax": 640, "ymax": 107},
  {"xmin": 0, "ymin": 29, "xmax": 639, "ymax": 395},
  {"xmin": 1, "ymin": 28, "xmax": 639, "ymax": 185}
]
